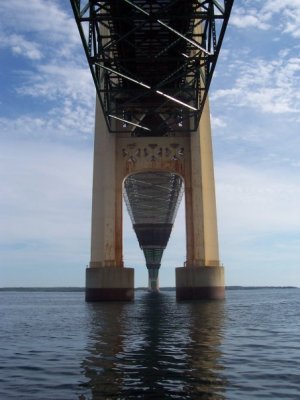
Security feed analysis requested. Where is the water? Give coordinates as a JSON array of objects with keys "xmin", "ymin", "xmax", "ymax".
[{"xmin": 0, "ymin": 288, "xmax": 300, "ymax": 399}]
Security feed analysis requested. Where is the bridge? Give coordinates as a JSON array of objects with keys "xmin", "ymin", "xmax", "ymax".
[{"xmin": 70, "ymin": 0, "xmax": 233, "ymax": 301}]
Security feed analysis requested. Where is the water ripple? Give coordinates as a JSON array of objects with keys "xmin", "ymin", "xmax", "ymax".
[{"xmin": 1, "ymin": 288, "xmax": 300, "ymax": 399}]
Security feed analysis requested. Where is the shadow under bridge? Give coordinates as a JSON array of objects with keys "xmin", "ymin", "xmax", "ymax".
[{"xmin": 124, "ymin": 171, "xmax": 184, "ymax": 289}]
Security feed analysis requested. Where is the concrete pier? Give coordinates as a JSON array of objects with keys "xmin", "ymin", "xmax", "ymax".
[
  {"xmin": 179, "ymin": 100, "xmax": 224, "ymax": 300},
  {"xmin": 176, "ymin": 267, "xmax": 225, "ymax": 300},
  {"xmin": 86, "ymin": 267, "xmax": 134, "ymax": 301},
  {"xmin": 86, "ymin": 100, "xmax": 135, "ymax": 301}
]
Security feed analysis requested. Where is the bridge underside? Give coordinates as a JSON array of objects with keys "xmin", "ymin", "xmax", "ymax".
[
  {"xmin": 124, "ymin": 172, "xmax": 183, "ymax": 289},
  {"xmin": 71, "ymin": 0, "xmax": 233, "ymax": 134}
]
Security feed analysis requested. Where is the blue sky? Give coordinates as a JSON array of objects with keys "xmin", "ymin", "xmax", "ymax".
[{"xmin": 1, "ymin": 0, "xmax": 300, "ymax": 288}]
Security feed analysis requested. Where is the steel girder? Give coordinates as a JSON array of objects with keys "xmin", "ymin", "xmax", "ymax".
[
  {"xmin": 124, "ymin": 172, "xmax": 183, "ymax": 225},
  {"xmin": 124, "ymin": 172, "xmax": 184, "ymax": 269},
  {"xmin": 70, "ymin": 0, "xmax": 233, "ymax": 135}
]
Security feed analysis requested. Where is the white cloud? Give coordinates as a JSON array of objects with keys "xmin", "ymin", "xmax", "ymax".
[
  {"xmin": 0, "ymin": 33, "xmax": 43, "ymax": 60},
  {"xmin": 263, "ymin": 0, "xmax": 300, "ymax": 37},
  {"xmin": 0, "ymin": 1, "xmax": 95, "ymax": 142},
  {"xmin": 230, "ymin": 8, "xmax": 270, "ymax": 30},
  {"xmin": 230, "ymin": 0, "xmax": 300, "ymax": 38},
  {"xmin": 212, "ymin": 56, "xmax": 300, "ymax": 114},
  {"xmin": 0, "ymin": 61, "xmax": 95, "ymax": 140},
  {"xmin": 17, "ymin": 63, "xmax": 94, "ymax": 104},
  {"xmin": 1, "ymin": 1, "xmax": 78, "ymax": 47},
  {"xmin": 0, "ymin": 101, "xmax": 94, "ymax": 141},
  {"xmin": 211, "ymin": 116, "xmax": 227, "ymax": 129}
]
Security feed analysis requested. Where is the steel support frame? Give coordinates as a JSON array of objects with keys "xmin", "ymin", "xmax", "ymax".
[
  {"xmin": 70, "ymin": 0, "xmax": 233, "ymax": 134},
  {"xmin": 124, "ymin": 172, "xmax": 184, "ymax": 225},
  {"xmin": 124, "ymin": 172, "xmax": 184, "ymax": 270}
]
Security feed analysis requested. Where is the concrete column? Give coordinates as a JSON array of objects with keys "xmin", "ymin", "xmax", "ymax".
[
  {"xmin": 176, "ymin": 99, "xmax": 225, "ymax": 300},
  {"xmin": 86, "ymin": 98, "xmax": 134, "ymax": 301}
]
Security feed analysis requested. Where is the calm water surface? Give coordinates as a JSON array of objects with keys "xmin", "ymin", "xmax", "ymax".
[{"xmin": 0, "ymin": 288, "xmax": 299, "ymax": 399}]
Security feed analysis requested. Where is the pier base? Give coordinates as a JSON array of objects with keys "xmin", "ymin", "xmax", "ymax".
[
  {"xmin": 86, "ymin": 267, "xmax": 134, "ymax": 301},
  {"xmin": 176, "ymin": 266, "xmax": 225, "ymax": 300}
]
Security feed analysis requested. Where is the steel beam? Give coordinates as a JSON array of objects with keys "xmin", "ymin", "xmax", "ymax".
[{"xmin": 70, "ymin": 0, "xmax": 233, "ymax": 134}]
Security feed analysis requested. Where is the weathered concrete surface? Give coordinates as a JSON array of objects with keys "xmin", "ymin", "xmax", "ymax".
[
  {"xmin": 176, "ymin": 266, "xmax": 225, "ymax": 300},
  {"xmin": 86, "ymin": 267, "xmax": 134, "ymax": 301},
  {"xmin": 185, "ymin": 100, "xmax": 220, "ymax": 268},
  {"xmin": 90, "ymin": 99, "xmax": 122, "ymax": 268}
]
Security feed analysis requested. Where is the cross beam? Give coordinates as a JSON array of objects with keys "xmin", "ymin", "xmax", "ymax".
[{"xmin": 71, "ymin": 0, "xmax": 233, "ymax": 135}]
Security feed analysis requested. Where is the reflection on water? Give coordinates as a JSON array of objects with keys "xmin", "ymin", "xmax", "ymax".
[
  {"xmin": 1, "ymin": 289, "xmax": 299, "ymax": 399},
  {"xmin": 82, "ymin": 291, "xmax": 226, "ymax": 399}
]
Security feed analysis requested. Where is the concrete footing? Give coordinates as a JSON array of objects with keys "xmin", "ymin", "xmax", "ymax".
[
  {"xmin": 176, "ymin": 266, "xmax": 225, "ymax": 300},
  {"xmin": 85, "ymin": 267, "xmax": 134, "ymax": 301}
]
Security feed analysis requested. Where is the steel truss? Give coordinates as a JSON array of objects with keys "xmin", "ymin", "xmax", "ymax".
[
  {"xmin": 70, "ymin": 0, "xmax": 233, "ymax": 135},
  {"xmin": 124, "ymin": 172, "xmax": 184, "ymax": 269}
]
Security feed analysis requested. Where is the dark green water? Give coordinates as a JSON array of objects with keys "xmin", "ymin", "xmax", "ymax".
[{"xmin": 0, "ymin": 288, "xmax": 299, "ymax": 399}]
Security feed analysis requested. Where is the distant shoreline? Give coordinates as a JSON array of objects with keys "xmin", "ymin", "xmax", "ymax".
[{"xmin": 0, "ymin": 286, "xmax": 298, "ymax": 292}]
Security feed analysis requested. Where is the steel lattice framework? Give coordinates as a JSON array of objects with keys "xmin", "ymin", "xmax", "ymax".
[
  {"xmin": 124, "ymin": 172, "xmax": 184, "ymax": 273},
  {"xmin": 71, "ymin": 0, "xmax": 233, "ymax": 135}
]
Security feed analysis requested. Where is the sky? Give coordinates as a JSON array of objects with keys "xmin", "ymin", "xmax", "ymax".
[{"xmin": 1, "ymin": 0, "xmax": 300, "ymax": 288}]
